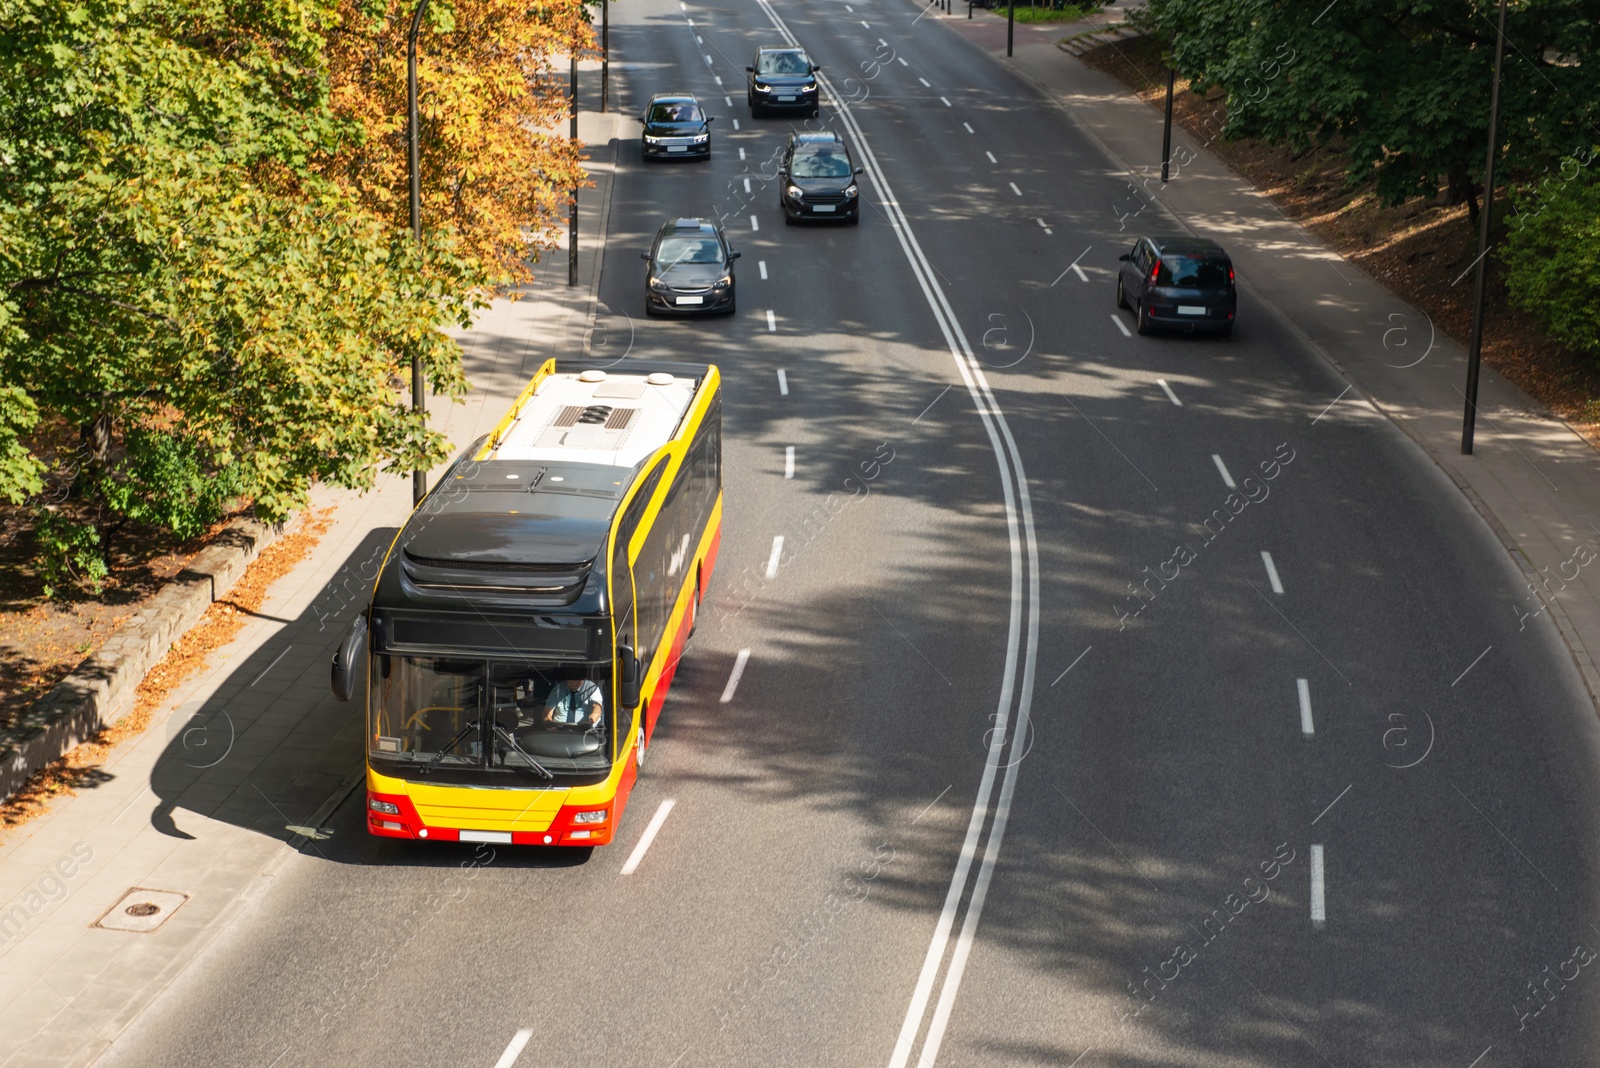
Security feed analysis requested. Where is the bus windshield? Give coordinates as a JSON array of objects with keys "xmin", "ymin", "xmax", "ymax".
[{"xmin": 369, "ymin": 655, "xmax": 615, "ymax": 776}]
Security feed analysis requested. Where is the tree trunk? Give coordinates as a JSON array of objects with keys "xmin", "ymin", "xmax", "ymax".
[{"xmin": 1447, "ymin": 160, "xmax": 1480, "ymax": 227}]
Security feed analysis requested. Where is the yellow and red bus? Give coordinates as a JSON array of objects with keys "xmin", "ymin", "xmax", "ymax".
[{"xmin": 331, "ymin": 359, "xmax": 722, "ymax": 846}]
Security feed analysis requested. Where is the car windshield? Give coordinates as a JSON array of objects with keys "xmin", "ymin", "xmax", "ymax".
[
  {"xmin": 791, "ymin": 151, "xmax": 851, "ymax": 178},
  {"xmin": 368, "ymin": 655, "xmax": 614, "ymax": 776},
  {"xmin": 648, "ymin": 102, "xmax": 701, "ymax": 123},
  {"xmin": 655, "ymin": 236, "xmax": 723, "ymax": 266},
  {"xmin": 758, "ymin": 52, "xmax": 810, "ymax": 75},
  {"xmin": 1158, "ymin": 255, "xmax": 1231, "ymax": 288}
]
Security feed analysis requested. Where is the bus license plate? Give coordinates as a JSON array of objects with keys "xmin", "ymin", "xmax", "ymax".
[
  {"xmin": 813, "ymin": 204, "xmax": 836, "ymax": 212},
  {"xmin": 676, "ymin": 296, "xmax": 704, "ymax": 305},
  {"xmin": 459, "ymin": 830, "xmax": 511, "ymax": 844},
  {"xmin": 778, "ymin": 95, "xmax": 796, "ymax": 102},
  {"xmin": 1177, "ymin": 305, "xmax": 1206, "ymax": 315},
  {"xmin": 667, "ymin": 146, "xmax": 687, "ymax": 153}
]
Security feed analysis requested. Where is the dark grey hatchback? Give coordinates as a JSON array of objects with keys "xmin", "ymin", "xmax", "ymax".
[
  {"xmin": 1116, "ymin": 236, "xmax": 1236, "ymax": 336},
  {"xmin": 780, "ymin": 131, "xmax": 864, "ymax": 224},
  {"xmin": 642, "ymin": 218, "xmax": 740, "ymax": 317}
]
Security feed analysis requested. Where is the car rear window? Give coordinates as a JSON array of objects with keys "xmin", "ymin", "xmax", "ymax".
[{"xmin": 1157, "ymin": 255, "xmax": 1231, "ymax": 288}]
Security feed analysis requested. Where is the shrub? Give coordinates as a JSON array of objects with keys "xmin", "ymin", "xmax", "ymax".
[
  {"xmin": 31, "ymin": 509, "xmax": 108, "ymax": 599},
  {"xmin": 1503, "ymin": 168, "xmax": 1600, "ymax": 360}
]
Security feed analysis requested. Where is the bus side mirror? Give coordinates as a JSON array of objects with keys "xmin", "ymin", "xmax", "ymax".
[
  {"xmin": 618, "ymin": 644, "xmax": 642, "ymax": 710},
  {"xmin": 330, "ymin": 614, "xmax": 367, "ymax": 702}
]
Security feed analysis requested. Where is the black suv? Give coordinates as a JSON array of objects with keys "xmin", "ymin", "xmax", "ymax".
[
  {"xmin": 747, "ymin": 47, "xmax": 820, "ymax": 118},
  {"xmin": 1116, "ymin": 236, "xmax": 1237, "ymax": 336},
  {"xmin": 779, "ymin": 131, "xmax": 864, "ymax": 224},
  {"xmin": 642, "ymin": 218, "xmax": 740, "ymax": 316},
  {"xmin": 639, "ymin": 93, "xmax": 714, "ymax": 161}
]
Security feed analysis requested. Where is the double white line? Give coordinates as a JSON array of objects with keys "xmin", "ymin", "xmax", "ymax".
[{"xmin": 751, "ymin": 4, "xmax": 1042, "ymax": 1065}]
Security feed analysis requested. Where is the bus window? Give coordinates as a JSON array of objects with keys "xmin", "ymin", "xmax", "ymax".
[{"xmin": 371, "ymin": 656, "xmax": 482, "ymax": 768}]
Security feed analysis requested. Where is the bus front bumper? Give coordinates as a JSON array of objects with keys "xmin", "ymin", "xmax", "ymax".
[{"xmin": 366, "ymin": 789, "xmax": 614, "ymax": 846}]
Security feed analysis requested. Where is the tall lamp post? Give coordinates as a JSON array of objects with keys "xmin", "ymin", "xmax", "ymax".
[
  {"xmin": 569, "ymin": 56, "xmax": 579, "ymax": 286},
  {"xmin": 601, "ymin": 0, "xmax": 609, "ymax": 112},
  {"xmin": 1007, "ymin": 2, "xmax": 1015, "ymax": 57},
  {"xmin": 408, "ymin": 0, "xmax": 431, "ymax": 506},
  {"xmin": 1462, "ymin": 0, "xmax": 1509, "ymax": 455}
]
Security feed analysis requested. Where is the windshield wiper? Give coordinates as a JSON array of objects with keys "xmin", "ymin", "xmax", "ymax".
[
  {"xmin": 419, "ymin": 721, "xmax": 480, "ymax": 776},
  {"xmin": 492, "ymin": 723, "xmax": 554, "ymax": 780}
]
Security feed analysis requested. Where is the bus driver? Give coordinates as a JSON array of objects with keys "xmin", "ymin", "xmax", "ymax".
[{"xmin": 544, "ymin": 671, "xmax": 603, "ymax": 728}]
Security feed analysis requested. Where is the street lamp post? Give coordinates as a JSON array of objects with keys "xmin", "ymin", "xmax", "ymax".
[
  {"xmin": 569, "ymin": 56, "xmax": 578, "ymax": 287},
  {"xmin": 408, "ymin": 0, "xmax": 431, "ymax": 506},
  {"xmin": 1461, "ymin": 0, "xmax": 1509, "ymax": 455},
  {"xmin": 1160, "ymin": 66, "xmax": 1175, "ymax": 183},
  {"xmin": 601, "ymin": 0, "xmax": 609, "ymax": 112},
  {"xmin": 1007, "ymin": 1, "xmax": 1014, "ymax": 56}
]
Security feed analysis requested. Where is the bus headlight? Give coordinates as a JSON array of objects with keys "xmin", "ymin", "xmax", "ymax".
[
  {"xmin": 368, "ymin": 799, "xmax": 400, "ymax": 816},
  {"xmin": 573, "ymin": 809, "xmax": 608, "ymax": 824}
]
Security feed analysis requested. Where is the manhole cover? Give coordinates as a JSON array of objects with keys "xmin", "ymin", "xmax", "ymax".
[{"xmin": 95, "ymin": 888, "xmax": 189, "ymax": 933}]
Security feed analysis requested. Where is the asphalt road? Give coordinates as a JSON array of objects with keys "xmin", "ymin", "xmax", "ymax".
[{"xmin": 103, "ymin": 1, "xmax": 1600, "ymax": 1066}]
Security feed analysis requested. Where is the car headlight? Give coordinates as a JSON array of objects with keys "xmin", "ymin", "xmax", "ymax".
[
  {"xmin": 844, "ymin": 183, "xmax": 858, "ymax": 198},
  {"xmin": 802, "ymin": 82, "xmax": 816, "ymax": 91},
  {"xmin": 572, "ymin": 809, "xmax": 608, "ymax": 825},
  {"xmin": 648, "ymin": 277, "xmax": 669, "ymax": 291},
  {"xmin": 713, "ymin": 276, "xmax": 732, "ymax": 289},
  {"xmin": 755, "ymin": 84, "xmax": 772, "ymax": 93},
  {"xmin": 692, "ymin": 133, "xmax": 708, "ymax": 143},
  {"xmin": 643, "ymin": 135, "xmax": 661, "ymax": 144},
  {"xmin": 786, "ymin": 184, "xmax": 803, "ymax": 199}
]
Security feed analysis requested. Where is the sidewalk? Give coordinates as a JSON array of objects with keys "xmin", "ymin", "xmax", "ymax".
[
  {"xmin": 935, "ymin": 9, "xmax": 1600, "ymax": 710},
  {"xmin": 0, "ymin": 104, "xmax": 629, "ymax": 1068}
]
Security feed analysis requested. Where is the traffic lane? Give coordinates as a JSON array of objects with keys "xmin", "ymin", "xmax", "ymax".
[
  {"xmin": 893, "ymin": 381, "xmax": 1600, "ymax": 1067},
  {"xmin": 784, "ymin": 6, "xmax": 1600, "ymax": 1061},
  {"xmin": 102, "ymin": 439, "xmax": 1026, "ymax": 1068}
]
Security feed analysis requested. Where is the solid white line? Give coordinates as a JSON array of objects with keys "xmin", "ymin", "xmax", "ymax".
[
  {"xmin": 755, "ymin": 14, "xmax": 1038, "ymax": 1068},
  {"xmin": 1110, "ymin": 315, "xmax": 1131, "ymax": 338},
  {"xmin": 758, "ymin": 260, "xmax": 768, "ymax": 280},
  {"xmin": 919, "ymin": 77, "xmax": 931, "ymax": 87},
  {"xmin": 1212, "ymin": 454, "xmax": 1235, "ymax": 487},
  {"xmin": 1297, "ymin": 678, "xmax": 1313, "ymax": 737},
  {"xmin": 777, "ymin": 369, "xmax": 788, "ymax": 394},
  {"xmin": 751, "ymin": 214, "xmax": 759, "ymax": 231},
  {"xmin": 492, "ymin": 1029, "xmax": 534, "ymax": 1068},
  {"xmin": 1310, "ymin": 844, "xmax": 1326, "ymax": 929},
  {"xmin": 784, "ymin": 445, "xmax": 794, "ymax": 478},
  {"xmin": 765, "ymin": 536, "xmax": 784, "ymax": 579},
  {"xmin": 620, "ymin": 800, "xmax": 677, "ymax": 874},
  {"xmin": 720, "ymin": 650, "xmax": 751, "ymax": 703},
  {"xmin": 985, "ymin": 151, "xmax": 997, "ymax": 163},
  {"xmin": 1007, "ymin": 181, "xmax": 1021, "ymax": 196},
  {"xmin": 1070, "ymin": 262, "xmax": 1088, "ymax": 282},
  {"xmin": 766, "ymin": 309, "xmax": 776, "ymax": 332},
  {"xmin": 940, "ymin": 96, "xmax": 952, "ymax": 107},
  {"xmin": 962, "ymin": 122, "xmax": 974, "ymax": 133},
  {"xmin": 1156, "ymin": 379, "xmax": 1181, "ymax": 406},
  {"xmin": 1261, "ymin": 551, "xmax": 1284, "ymax": 594}
]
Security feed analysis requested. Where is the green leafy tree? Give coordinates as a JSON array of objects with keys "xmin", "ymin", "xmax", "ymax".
[
  {"xmin": 1503, "ymin": 167, "xmax": 1600, "ymax": 357},
  {"xmin": 1137, "ymin": 0, "xmax": 1600, "ymax": 222},
  {"xmin": 0, "ymin": 0, "xmax": 497, "ymax": 586}
]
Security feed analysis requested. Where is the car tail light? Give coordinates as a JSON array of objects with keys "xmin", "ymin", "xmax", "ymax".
[
  {"xmin": 1228, "ymin": 266, "xmax": 1235, "ymax": 283},
  {"xmin": 1149, "ymin": 261, "xmax": 1160, "ymax": 286}
]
